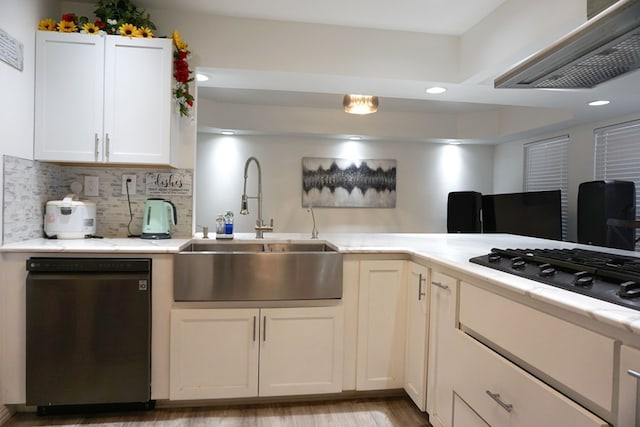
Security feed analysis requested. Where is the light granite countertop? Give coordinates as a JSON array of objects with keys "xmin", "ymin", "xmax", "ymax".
[{"xmin": 3, "ymin": 232, "xmax": 640, "ymax": 337}]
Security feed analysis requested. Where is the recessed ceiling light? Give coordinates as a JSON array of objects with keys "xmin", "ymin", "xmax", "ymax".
[
  {"xmin": 588, "ymin": 100, "xmax": 610, "ymax": 106},
  {"xmin": 196, "ymin": 73, "xmax": 209, "ymax": 82},
  {"xmin": 426, "ymin": 86, "xmax": 447, "ymax": 94},
  {"xmin": 448, "ymin": 140, "xmax": 461, "ymax": 145},
  {"xmin": 348, "ymin": 136, "xmax": 362, "ymax": 140},
  {"xmin": 220, "ymin": 130, "xmax": 235, "ymax": 135}
]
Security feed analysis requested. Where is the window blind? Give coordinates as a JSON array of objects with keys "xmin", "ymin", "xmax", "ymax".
[
  {"xmin": 594, "ymin": 119, "xmax": 640, "ymax": 246},
  {"xmin": 523, "ymin": 135, "xmax": 569, "ymax": 240}
]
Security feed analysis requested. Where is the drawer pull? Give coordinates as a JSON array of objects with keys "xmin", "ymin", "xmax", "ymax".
[
  {"xmin": 432, "ymin": 281, "xmax": 449, "ymax": 290},
  {"xmin": 486, "ymin": 390, "xmax": 513, "ymax": 413},
  {"xmin": 629, "ymin": 369, "xmax": 640, "ymax": 379}
]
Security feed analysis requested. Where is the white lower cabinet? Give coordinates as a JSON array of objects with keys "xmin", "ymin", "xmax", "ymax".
[
  {"xmin": 170, "ymin": 308, "xmax": 259, "ymax": 399},
  {"xmin": 453, "ymin": 331, "xmax": 608, "ymax": 427},
  {"xmin": 404, "ymin": 262, "xmax": 429, "ymax": 410},
  {"xmin": 618, "ymin": 345, "xmax": 640, "ymax": 427},
  {"xmin": 426, "ymin": 270, "xmax": 458, "ymax": 427},
  {"xmin": 458, "ymin": 281, "xmax": 615, "ymax": 413},
  {"xmin": 258, "ymin": 307, "xmax": 344, "ymax": 396},
  {"xmin": 356, "ymin": 260, "xmax": 407, "ymax": 390},
  {"xmin": 170, "ymin": 306, "xmax": 343, "ymax": 400}
]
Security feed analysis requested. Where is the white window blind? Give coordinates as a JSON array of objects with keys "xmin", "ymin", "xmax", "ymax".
[
  {"xmin": 594, "ymin": 119, "xmax": 640, "ymax": 246},
  {"xmin": 523, "ymin": 135, "xmax": 569, "ymax": 240}
]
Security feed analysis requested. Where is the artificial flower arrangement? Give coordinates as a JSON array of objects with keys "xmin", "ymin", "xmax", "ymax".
[
  {"xmin": 171, "ymin": 31, "xmax": 195, "ymax": 118},
  {"xmin": 37, "ymin": 0, "xmax": 194, "ymax": 117}
]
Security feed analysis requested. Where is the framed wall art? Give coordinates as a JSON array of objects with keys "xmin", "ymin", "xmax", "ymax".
[{"xmin": 302, "ymin": 157, "xmax": 397, "ymax": 208}]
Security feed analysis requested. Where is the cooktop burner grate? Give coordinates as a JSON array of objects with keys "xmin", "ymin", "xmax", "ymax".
[{"xmin": 470, "ymin": 247, "xmax": 640, "ymax": 311}]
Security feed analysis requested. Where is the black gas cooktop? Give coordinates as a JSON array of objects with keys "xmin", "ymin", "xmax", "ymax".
[{"xmin": 470, "ymin": 247, "xmax": 640, "ymax": 311}]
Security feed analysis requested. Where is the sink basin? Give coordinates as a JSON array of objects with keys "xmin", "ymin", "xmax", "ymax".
[
  {"xmin": 174, "ymin": 241, "xmax": 342, "ymax": 301},
  {"xmin": 182, "ymin": 242, "xmax": 336, "ymax": 253},
  {"xmin": 183, "ymin": 242, "xmax": 266, "ymax": 253}
]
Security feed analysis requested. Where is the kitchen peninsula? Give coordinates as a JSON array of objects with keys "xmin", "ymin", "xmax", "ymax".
[{"xmin": 1, "ymin": 232, "xmax": 639, "ymax": 426}]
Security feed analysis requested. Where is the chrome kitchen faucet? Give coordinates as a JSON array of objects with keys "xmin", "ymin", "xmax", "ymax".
[{"xmin": 240, "ymin": 156, "xmax": 274, "ymax": 238}]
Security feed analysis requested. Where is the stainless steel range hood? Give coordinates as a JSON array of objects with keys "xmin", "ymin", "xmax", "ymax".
[{"xmin": 495, "ymin": 0, "xmax": 640, "ymax": 89}]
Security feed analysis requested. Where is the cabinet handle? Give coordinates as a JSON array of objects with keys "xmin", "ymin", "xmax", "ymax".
[
  {"xmin": 486, "ymin": 390, "xmax": 513, "ymax": 413},
  {"xmin": 94, "ymin": 133, "xmax": 100, "ymax": 161},
  {"xmin": 418, "ymin": 273, "xmax": 426, "ymax": 300},
  {"xmin": 105, "ymin": 133, "xmax": 110, "ymax": 161},
  {"xmin": 432, "ymin": 281, "xmax": 449, "ymax": 290},
  {"xmin": 629, "ymin": 369, "xmax": 640, "ymax": 379},
  {"xmin": 252, "ymin": 316, "xmax": 256, "ymax": 342},
  {"xmin": 263, "ymin": 315, "xmax": 267, "ymax": 342}
]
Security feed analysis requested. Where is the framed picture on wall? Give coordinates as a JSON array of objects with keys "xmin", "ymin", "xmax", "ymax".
[{"xmin": 302, "ymin": 157, "xmax": 397, "ymax": 208}]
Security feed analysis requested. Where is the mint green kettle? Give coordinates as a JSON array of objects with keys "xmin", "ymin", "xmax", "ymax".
[{"xmin": 141, "ymin": 198, "xmax": 177, "ymax": 239}]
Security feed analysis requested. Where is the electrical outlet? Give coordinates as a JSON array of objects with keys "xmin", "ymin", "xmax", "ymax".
[
  {"xmin": 122, "ymin": 174, "xmax": 137, "ymax": 196},
  {"xmin": 84, "ymin": 176, "xmax": 99, "ymax": 197}
]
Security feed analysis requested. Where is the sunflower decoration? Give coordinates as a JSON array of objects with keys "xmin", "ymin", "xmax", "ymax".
[
  {"xmin": 172, "ymin": 30, "xmax": 195, "ymax": 118},
  {"xmin": 82, "ymin": 22, "xmax": 101, "ymax": 35},
  {"xmin": 57, "ymin": 19, "xmax": 78, "ymax": 33},
  {"xmin": 138, "ymin": 27, "xmax": 154, "ymax": 38},
  {"xmin": 119, "ymin": 23, "xmax": 138, "ymax": 37},
  {"xmin": 38, "ymin": 18, "xmax": 57, "ymax": 31}
]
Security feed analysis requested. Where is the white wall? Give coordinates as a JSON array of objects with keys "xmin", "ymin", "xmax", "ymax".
[
  {"xmin": 493, "ymin": 112, "xmax": 640, "ymax": 242},
  {"xmin": 196, "ymin": 134, "xmax": 494, "ymax": 234},
  {"xmin": 0, "ymin": 0, "xmax": 58, "ymax": 413},
  {"xmin": 0, "ymin": 0, "xmax": 57, "ymax": 225}
]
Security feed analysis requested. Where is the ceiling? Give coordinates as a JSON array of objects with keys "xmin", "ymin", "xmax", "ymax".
[
  {"xmin": 131, "ymin": 0, "xmax": 510, "ymax": 35},
  {"xmin": 73, "ymin": 0, "xmax": 640, "ymax": 142}
]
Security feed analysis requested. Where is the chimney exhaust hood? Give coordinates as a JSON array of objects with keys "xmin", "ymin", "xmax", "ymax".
[{"xmin": 495, "ymin": 0, "xmax": 640, "ymax": 89}]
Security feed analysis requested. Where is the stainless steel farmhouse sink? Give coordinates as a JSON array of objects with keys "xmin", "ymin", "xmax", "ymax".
[{"xmin": 174, "ymin": 241, "xmax": 343, "ymax": 301}]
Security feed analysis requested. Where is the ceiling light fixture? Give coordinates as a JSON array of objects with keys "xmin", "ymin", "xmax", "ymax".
[
  {"xmin": 196, "ymin": 73, "xmax": 209, "ymax": 82},
  {"xmin": 343, "ymin": 94, "xmax": 379, "ymax": 114},
  {"xmin": 348, "ymin": 136, "xmax": 362, "ymax": 140},
  {"xmin": 220, "ymin": 130, "xmax": 235, "ymax": 135},
  {"xmin": 426, "ymin": 86, "xmax": 447, "ymax": 94},
  {"xmin": 588, "ymin": 100, "xmax": 610, "ymax": 106}
]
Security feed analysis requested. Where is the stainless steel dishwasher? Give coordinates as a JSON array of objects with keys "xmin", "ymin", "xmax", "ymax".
[{"xmin": 26, "ymin": 257, "xmax": 152, "ymax": 414}]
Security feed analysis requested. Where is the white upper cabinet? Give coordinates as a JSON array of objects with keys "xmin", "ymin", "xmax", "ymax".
[{"xmin": 34, "ymin": 31, "xmax": 174, "ymax": 165}]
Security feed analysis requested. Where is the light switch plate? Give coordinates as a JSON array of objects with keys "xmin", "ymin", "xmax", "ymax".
[
  {"xmin": 122, "ymin": 174, "xmax": 137, "ymax": 196},
  {"xmin": 84, "ymin": 176, "xmax": 99, "ymax": 197}
]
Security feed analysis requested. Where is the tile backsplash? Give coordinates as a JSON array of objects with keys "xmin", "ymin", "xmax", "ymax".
[{"xmin": 3, "ymin": 155, "xmax": 193, "ymax": 243}]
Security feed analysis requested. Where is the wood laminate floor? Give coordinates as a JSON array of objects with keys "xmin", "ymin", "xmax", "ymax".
[{"xmin": 5, "ymin": 397, "xmax": 432, "ymax": 427}]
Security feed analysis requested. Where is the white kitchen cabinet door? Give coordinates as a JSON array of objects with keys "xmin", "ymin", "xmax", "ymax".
[
  {"xmin": 103, "ymin": 36, "xmax": 172, "ymax": 164},
  {"xmin": 34, "ymin": 32, "xmax": 173, "ymax": 165},
  {"xmin": 169, "ymin": 308, "xmax": 259, "ymax": 400},
  {"xmin": 404, "ymin": 262, "xmax": 429, "ymax": 411},
  {"xmin": 356, "ymin": 260, "xmax": 407, "ymax": 390},
  {"xmin": 618, "ymin": 345, "xmax": 640, "ymax": 427},
  {"xmin": 34, "ymin": 31, "xmax": 105, "ymax": 162},
  {"xmin": 259, "ymin": 306, "xmax": 344, "ymax": 397},
  {"xmin": 426, "ymin": 270, "xmax": 458, "ymax": 427}
]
